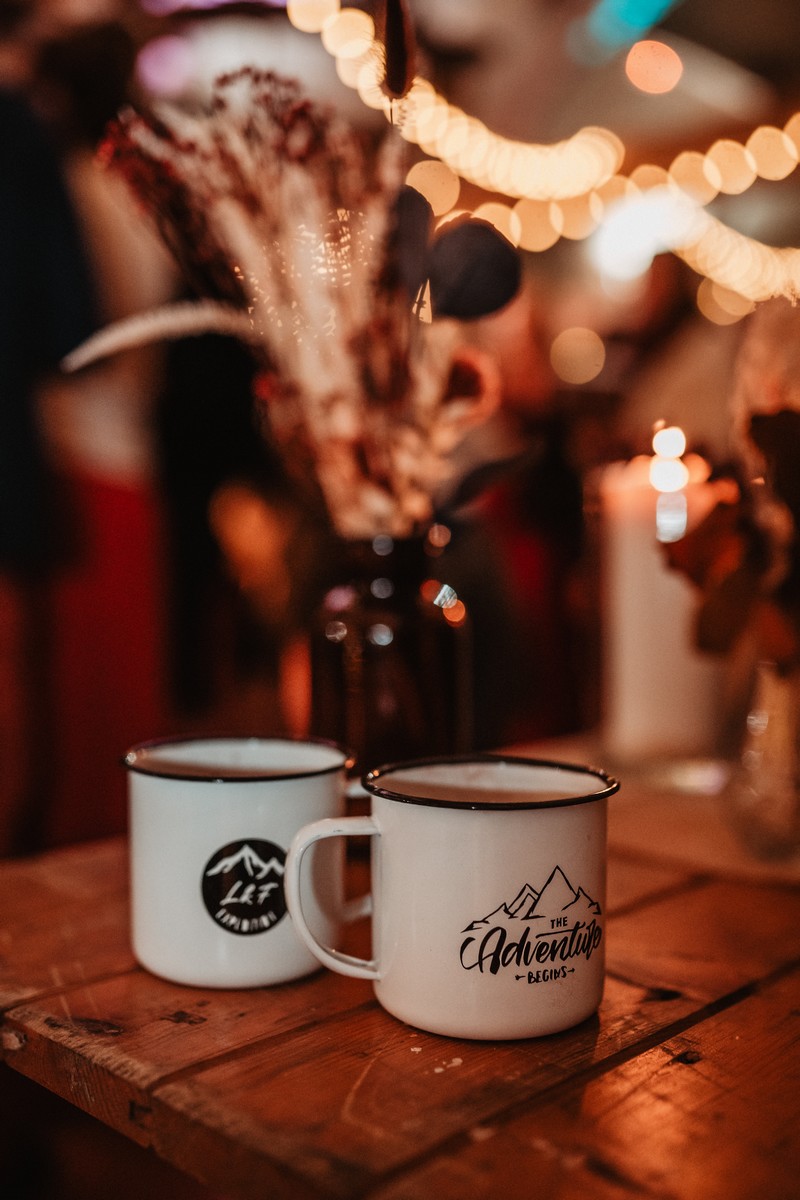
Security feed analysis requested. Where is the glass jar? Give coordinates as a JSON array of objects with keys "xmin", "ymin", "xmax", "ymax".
[
  {"xmin": 308, "ymin": 530, "xmax": 473, "ymax": 776},
  {"xmin": 730, "ymin": 659, "xmax": 800, "ymax": 858}
]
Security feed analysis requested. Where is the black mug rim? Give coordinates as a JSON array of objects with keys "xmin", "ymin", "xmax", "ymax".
[
  {"xmin": 362, "ymin": 754, "xmax": 620, "ymax": 810},
  {"xmin": 123, "ymin": 734, "xmax": 355, "ymax": 783}
]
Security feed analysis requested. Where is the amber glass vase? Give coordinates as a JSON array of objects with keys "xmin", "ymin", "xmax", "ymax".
[{"xmin": 309, "ymin": 531, "xmax": 473, "ymax": 777}]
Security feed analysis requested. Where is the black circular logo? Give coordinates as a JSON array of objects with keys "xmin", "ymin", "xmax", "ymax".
[{"xmin": 201, "ymin": 839, "xmax": 287, "ymax": 936}]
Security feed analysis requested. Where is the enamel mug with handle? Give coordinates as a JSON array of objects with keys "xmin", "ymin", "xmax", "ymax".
[{"xmin": 285, "ymin": 755, "xmax": 619, "ymax": 1040}]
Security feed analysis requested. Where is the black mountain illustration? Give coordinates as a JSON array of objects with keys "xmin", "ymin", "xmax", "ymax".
[
  {"xmin": 565, "ymin": 887, "xmax": 602, "ymax": 916},
  {"xmin": 464, "ymin": 866, "xmax": 600, "ymax": 932},
  {"xmin": 506, "ymin": 882, "xmax": 539, "ymax": 916},
  {"xmin": 205, "ymin": 844, "xmax": 284, "ymax": 879}
]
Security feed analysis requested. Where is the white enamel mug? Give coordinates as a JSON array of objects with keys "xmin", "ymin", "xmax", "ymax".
[
  {"xmin": 286, "ymin": 755, "xmax": 619, "ymax": 1040},
  {"xmin": 125, "ymin": 735, "xmax": 353, "ymax": 988}
]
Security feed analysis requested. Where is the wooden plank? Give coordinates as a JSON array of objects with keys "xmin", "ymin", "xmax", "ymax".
[
  {"xmin": 609, "ymin": 779, "xmax": 800, "ymax": 885},
  {"xmin": 0, "ymin": 952, "xmax": 373, "ymax": 1145},
  {"xmin": 0, "ymin": 841, "xmax": 370, "ymax": 1012},
  {"xmin": 371, "ymin": 968, "xmax": 800, "ymax": 1200},
  {"xmin": 147, "ymin": 975, "xmax": 702, "ymax": 1199},
  {"xmin": 3, "ymin": 840, "xmax": 798, "ymax": 1200},
  {"xmin": 141, "ymin": 876, "xmax": 800, "ymax": 1199},
  {"xmin": 0, "ymin": 840, "xmax": 134, "ymax": 1008},
  {"xmin": 7, "ymin": 870, "xmax": 798, "ymax": 1194},
  {"xmin": 606, "ymin": 852, "xmax": 692, "ymax": 914},
  {"xmin": 607, "ymin": 878, "xmax": 800, "ymax": 1000},
  {"xmin": 0, "ymin": 839, "xmax": 127, "ymax": 921}
]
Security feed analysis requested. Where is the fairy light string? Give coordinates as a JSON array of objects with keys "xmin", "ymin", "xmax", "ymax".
[{"xmin": 285, "ymin": 0, "xmax": 800, "ymax": 305}]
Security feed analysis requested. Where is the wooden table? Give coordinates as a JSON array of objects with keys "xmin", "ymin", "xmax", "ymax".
[{"xmin": 1, "ymin": 765, "xmax": 800, "ymax": 1199}]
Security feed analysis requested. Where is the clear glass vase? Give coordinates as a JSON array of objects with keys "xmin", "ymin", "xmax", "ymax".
[
  {"xmin": 308, "ymin": 530, "xmax": 473, "ymax": 779},
  {"xmin": 731, "ymin": 659, "xmax": 800, "ymax": 858}
]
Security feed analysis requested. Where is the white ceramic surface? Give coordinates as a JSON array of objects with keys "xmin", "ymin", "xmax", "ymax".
[
  {"xmin": 126, "ymin": 736, "xmax": 350, "ymax": 988},
  {"xmin": 286, "ymin": 756, "xmax": 617, "ymax": 1040}
]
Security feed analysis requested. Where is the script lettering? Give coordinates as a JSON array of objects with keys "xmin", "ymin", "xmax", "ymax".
[{"xmin": 460, "ymin": 919, "xmax": 602, "ymax": 977}]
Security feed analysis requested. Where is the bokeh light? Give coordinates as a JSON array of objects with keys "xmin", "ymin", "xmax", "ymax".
[
  {"xmin": 300, "ymin": 5, "xmax": 800, "ymax": 303},
  {"xmin": 286, "ymin": 0, "xmax": 339, "ymax": 33},
  {"xmin": 668, "ymin": 150, "xmax": 720, "ymax": 206},
  {"xmin": 472, "ymin": 202, "xmax": 522, "ymax": 245},
  {"xmin": 625, "ymin": 40, "xmax": 683, "ymax": 94},
  {"xmin": 650, "ymin": 457, "xmax": 689, "ymax": 492},
  {"xmin": 320, "ymin": 7, "xmax": 374, "ymax": 58},
  {"xmin": 406, "ymin": 160, "xmax": 460, "ymax": 217},
  {"xmin": 746, "ymin": 126, "xmax": 798, "ymax": 180},
  {"xmin": 652, "ymin": 425, "xmax": 686, "ymax": 458},
  {"xmin": 556, "ymin": 195, "xmax": 600, "ymax": 241},
  {"xmin": 550, "ymin": 328, "xmax": 606, "ymax": 384},
  {"xmin": 589, "ymin": 186, "xmax": 702, "ymax": 281},
  {"xmin": 696, "ymin": 277, "xmax": 754, "ymax": 324},
  {"xmin": 704, "ymin": 139, "xmax": 757, "ymax": 195},
  {"xmin": 513, "ymin": 198, "xmax": 565, "ymax": 251}
]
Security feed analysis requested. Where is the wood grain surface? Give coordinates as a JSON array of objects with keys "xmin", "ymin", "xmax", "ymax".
[{"xmin": 1, "ymin": 827, "xmax": 799, "ymax": 1199}]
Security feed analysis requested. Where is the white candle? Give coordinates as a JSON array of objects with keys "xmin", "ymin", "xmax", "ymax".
[{"xmin": 598, "ymin": 432, "xmax": 725, "ymax": 763}]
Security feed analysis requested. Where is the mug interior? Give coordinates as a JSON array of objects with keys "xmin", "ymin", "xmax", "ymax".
[
  {"xmin": 124, "ymin": 736, "xmax": 351, "ymax": 782},
  {"xmin": 363, "ymin": 755, "xmax": 619, "ymax": 809}
]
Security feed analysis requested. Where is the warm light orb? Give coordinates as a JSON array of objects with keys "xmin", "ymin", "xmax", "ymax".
[
  {"xmin": 650, "ymin": 457, "xmax": 689, "ymax": 493},
  {"xmin": 550, "ymin": 328, "xmax": 606, "ymax": 384},
  {"xmin": 592, "ymin": 173, "xmax": 638, "ymax": 214},
  {"xmin": 555, "ymin": 194, "xmax": 600, "ymax": 241},
  {"xmin": 629, "ymin": 164, "xmax": 670, "ymax": 191},
  {"xmin": 625, "ymin": 40, "xmax": 683, "ymax": 95},
  {"xmin": 320, "ymin": 7, "xmax": 375, "ymax": 58},
  {"xmin": 704, "ymin": 140, "xmax": 757, "ymax": 195},
  {"xmin": 472, "ymin": 202, "xmax": 522, "ymax": 245},
  {"xmin": 652, "ymin": 425, "xmax": 686, "ymax": 459},
  {"xmin": 513, "ymin": 198, "xmax": 564, "ymax": 251},
  {"xmin": 286, "ymin": 0, "xmax": 340, "ymax": 34},
  {"xmin": 668, "ymin": 150, "xmax": 719, "ymax": 206},
  {"xmin": 413, "ymin": 98, "xmax": 451, "ymax": 151},
  {"xmin": 406, "ymin": 160, "xmax": 460, "ymax": 216},
  {"xmin": 355, "ymin": 61, "xmax": 391, "ymax": 112},
  {"xmin": 746, "ymin": 126, "xmax": 798, "ymax": 181},
  {"xmin": 696, "ymin": 278, "xmax": 754, "ymax": 325},
  {"xmin": 334, "ymin": 52, "xmax": 365, "ymax": 88},
  {"xmin": 435, "ymin": 115, "xmax": 473, "ymax": 162},
  {"xmin": 449, "ymin": 121, "xmax": 493, "ymax": 175},
  {"xmin": 443, "ymin": 599, "xmax": 467, "ymax": 627},
  {"xmin": 784, "ymin": 112, "xmax": 800, "ymax": 156},
  {"xmin": 711, "ymin": 280, "xmax": 755, "ymax": 318},
  {"xmin": 301, "ymin": 3, "xmax": 800, "ymax": 300},
  {"xmin": 589, "ymin": 186, "xmax": 701, "ymax": 282}
]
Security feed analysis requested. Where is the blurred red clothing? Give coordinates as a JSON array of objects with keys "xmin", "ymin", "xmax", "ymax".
[{"xmin": 42, "ymin": 469, "xmax": 170, "ymax": 847}]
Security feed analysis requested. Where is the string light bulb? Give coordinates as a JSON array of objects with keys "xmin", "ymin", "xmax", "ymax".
[{"xmin": 286, "ymin": 3, "xmax": 800, "ymax": 303}]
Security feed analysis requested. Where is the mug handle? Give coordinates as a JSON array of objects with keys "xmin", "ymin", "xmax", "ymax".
[{"xmin": 285, "ymin": 815, "xmax": 379, "ymax": 980}]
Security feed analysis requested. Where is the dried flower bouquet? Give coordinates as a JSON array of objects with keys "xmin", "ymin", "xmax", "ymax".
[{"xmin": 65, "ymin": 68, "xmax": 509, "ymax": 538}]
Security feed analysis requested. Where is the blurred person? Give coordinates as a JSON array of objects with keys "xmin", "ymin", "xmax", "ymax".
[
  {"xmin": 24, "ymin": 20, "xmax": 179, "ymax": 846},
  {"xmin": 438, "ymin": 278, "xmax": 590, "ymax": 746},
  {"xmin": 154, "ymin": 330, "xmax": 303, "ymax": 735},
  {"xmin": 36, "ymin": 23, "xmax": 305, "ymax": 820},
  {"xmin": 0, "ymin": 1, "xmax": 98, "ymax": 854},
  {"xmin": 608, "ymin": 253, "xmax": 742, "ymax": 463}
]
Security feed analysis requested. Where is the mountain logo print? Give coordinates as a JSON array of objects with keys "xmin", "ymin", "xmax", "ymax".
[
  {"xmin": 459, "ymin": 866, "xmax": 603, "ymax": 982},
  {"xmin": 201, "ymin": 839, "xmax": 287, "ymax": 936}
]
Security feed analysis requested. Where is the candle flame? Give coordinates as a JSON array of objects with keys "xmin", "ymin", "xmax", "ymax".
[
  {"xmin": 650, "ymin": 457, "xmax": 690, "ymax": 493},
  {"xmin": 652, "ymin": 424, "xmax": 686, "ymax": 458}
]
